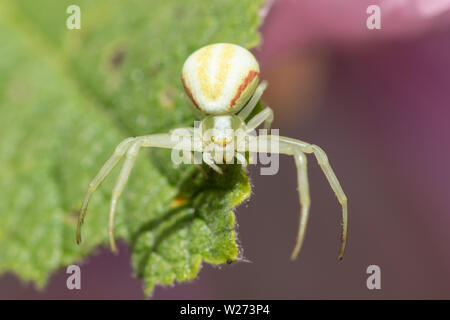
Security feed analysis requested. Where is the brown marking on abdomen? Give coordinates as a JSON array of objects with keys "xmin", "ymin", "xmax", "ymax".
[
  {"xmin": 181, "ymin": 75, "xmax": 201, "ymax": 110},
  {"xmin": 229, "ymin": 70, "xmax": 258, "ymax": 109}
]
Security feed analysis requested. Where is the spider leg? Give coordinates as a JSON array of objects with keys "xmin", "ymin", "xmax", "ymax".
[
  {"xmin": 108, "ymin": 140, "xmax": 143, "ymax": 252},
  {"xmin": 169, "ymin": 127, "xmax": 195, "ymax": 135},
  {"xmin": 109, "ymin": 133, "xmax": 199, "ymax": 251},
  {"xmin": 290, "ymin": 150, "xmax": 311, "ymax": 260},
  {"xmin": 76, "ymin": 137, "xmax": 136, "ymax": 244},
  {"xmin": 246, "ymin": 106, "xmax": 274, "ymax": 132},
  {"xmin": 77, "ymin": 133, "xmax": 195, "ymax": 249},
  {"xmin": 235, "ymin": 152, "xmax": 249, "ymax": 174},
  {"xmin": 235, "ymin": 152, "xmax": 247, "ymax": 166},
  {"xmin": 309, "ymin": 144, "xmax": 348, "ymax": 259},
  {"xmin": 248, "ymin": 135, "xmax": 348, "ymax": 259},
  {"xmin": 203, "ymin": 152, "xmax": 223, "ymax": 174},
  {"xmin": 237, "ymin": 81, "xmax": 268, "ymax": 120}
]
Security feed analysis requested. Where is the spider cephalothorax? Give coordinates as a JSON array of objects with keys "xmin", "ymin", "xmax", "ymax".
[{"xmin": 77, "ymin": 43, "xmax": 348, "ymax": 260}]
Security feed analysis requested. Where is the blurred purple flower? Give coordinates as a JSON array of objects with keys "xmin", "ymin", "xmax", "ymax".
[
  {"xmin": 253, "ymin": 0, "xmax": 450, "ymax": 298},
  {"xmin": 259, "ymin": 0, "xmax": 450, "ymax": 62}
]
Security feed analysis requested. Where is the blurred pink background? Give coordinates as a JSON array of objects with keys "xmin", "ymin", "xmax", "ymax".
[{"xmin": 2, "ymin": 0, "xmax": 450, "ymax": 299}]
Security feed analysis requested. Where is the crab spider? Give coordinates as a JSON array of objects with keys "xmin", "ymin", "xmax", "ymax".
[{"xmin": 76, "ymin": 43, "xmax": 348, "ymax": 260}]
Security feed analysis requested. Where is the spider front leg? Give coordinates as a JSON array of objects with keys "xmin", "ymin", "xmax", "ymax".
[
  {"xmin": 77, "ymin": 137, "xmax": 136, "ymax": 244},
  {"xmin": 77, "ymin": 133, "xmax": 195, "ymax": 251},
  {"xmin": 309, "ymin": 144, "xmax": 348, "ymax": 259},
  {"xmin": 248, "ymin": 135, "xmax": 348, "ymax": 260},
  {"xmin": 107, "ymin": 140, "xmax": 143, "ymax": 252},
  {"xmin": 280, "ymin": 137, "xmax": 347, "ymax": 259}
]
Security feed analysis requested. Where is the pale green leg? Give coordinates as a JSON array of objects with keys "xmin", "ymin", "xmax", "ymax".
[
  {"xmin": 108, "ymin": 141, "xmax": 142, "ymax": 252},
  {"xmin": 77, "ymin": 133, "xmax": 194, "ymax": 250},
  {"xmin": 246, "ymin": 107, "xmax": 274, "ymax": 132},
  {"xmin": 77, "ymin": 137, "xmax": 135, "ymax": 244},
  {"xmin": 237, "ymin": 81, "xmax": 268, "ymax": 120},
  {"xmin": 247, "ymin": 135, "xmax": 348, "ymax": 259},
  {"xmin": 236, "ymin": 152, "xmax": 249, "ymax": 173},
  {"xmin": 290, "ymin": 150, "xmax": 310, "ymax": 260},
  {"xmin": 203, "ymin": 151, "xmax": 223, "ymax": 174}
]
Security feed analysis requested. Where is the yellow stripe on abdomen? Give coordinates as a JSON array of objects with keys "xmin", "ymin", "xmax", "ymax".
[{"xmin": 196, "ymin": 44, "xmax": 235, "ymax": 101}]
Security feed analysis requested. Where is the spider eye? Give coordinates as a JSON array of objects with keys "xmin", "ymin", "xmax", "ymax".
[{"xmin": 181, "ymin": 43, "xmax": 260, "ymax": 115}]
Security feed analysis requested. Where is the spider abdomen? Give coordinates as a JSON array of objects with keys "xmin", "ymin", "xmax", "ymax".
[{"xmin": 182, "ymin": 43, "xmax": 260, "ymax": 115}]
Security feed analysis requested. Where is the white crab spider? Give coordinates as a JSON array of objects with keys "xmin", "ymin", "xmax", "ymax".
[{"xmin": 76, "ymin": 43, "xmax": 348, "ymax": 260}]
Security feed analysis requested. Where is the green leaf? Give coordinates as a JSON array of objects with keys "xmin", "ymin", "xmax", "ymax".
[{"xmin": 0, "ymin": 0, "xmax": 264, "ymax": 295}]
